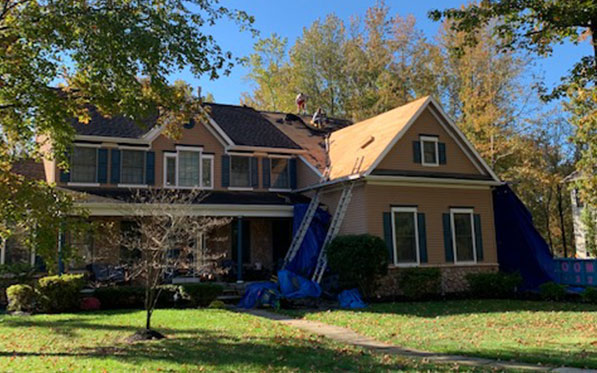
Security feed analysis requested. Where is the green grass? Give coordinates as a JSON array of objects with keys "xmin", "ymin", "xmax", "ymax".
[
  {"xmin": 281, "ymin": 300, "xmax": 597, "ymax": 369},
  {"xmin": 0, "ymin": 308, "xmax": 495, "ymax": 372}
]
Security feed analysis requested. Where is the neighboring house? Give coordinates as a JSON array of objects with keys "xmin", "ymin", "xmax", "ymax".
[
  {"xmin": 565, "ymin": 172, "xmax": 596, "ymax": 258},
  {"xmin": 14, "ymin": 95, "xmax": 502, "ymax": 293}
]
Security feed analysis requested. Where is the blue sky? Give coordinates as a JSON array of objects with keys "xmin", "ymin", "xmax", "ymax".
[{"xmin": 172, "ymin": 0, "xmax": 593, "ymax": 105}]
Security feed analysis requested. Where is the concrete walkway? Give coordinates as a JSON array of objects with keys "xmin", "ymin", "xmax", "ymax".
[{"xmin": 239, "ymin": 308, "xmax": 596, "ymax": 373}]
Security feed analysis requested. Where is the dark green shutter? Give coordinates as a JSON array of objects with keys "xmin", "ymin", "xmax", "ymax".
[
  {"xmin": 289, "ymin": 158, "xmax": 297, "ymax": 189},
  {"xmin": 417, "ymin": 213, "xmax": 428, "ymax": 263},
  {"xmin": 59, "ymin": 150, "xmax": 71, "ymax": 183},
  {"xmin": 438, "ymin": 143, "xmax": 446, "ymax": 164},
  {"xmin": 250, "ymin": 157, "xmax": 258, "ymax": 188},
  {"xmin": 443, "ymin": 213, "xmax": 454, "ymax": 262},
  {"xmin": 262, "ymin": 158, "xmax": 271, "ymax": 188},
  {"xmin": 383, "ymin": 212, "xmax": 394, "ymax": 265},
  {"xmin": 97, "ymin": 149, "xmax": 108, "ymax": 183},
  {"xmin": 145, "ymin": 151, "xmax": 155, "ymax": 185},
  {"xmin": 474, "ymin": 214, "xmax": 484, "ymax": 261},
  {"xmin": 110, "ymin": 149, "xmax": 121, "ymax": 184},
  {"xmin": 221, "ymin": 155, "xmax": 230, "ymax": 187},
  {"xmin": 413, "ymin": 141, "xmax": 421, "ymax": 163}
]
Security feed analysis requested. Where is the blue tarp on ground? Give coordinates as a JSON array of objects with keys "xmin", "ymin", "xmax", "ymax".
[
  {"xmin": 493, "ymin": 185, "xmax": 557, "ymax": 290},
  {"xmin": 277, "ymin": 269, "xmax": 322, "ymax": 299},
  {"xmin": 338, "ymin": 289, "xmax": 366, "ymax": 309},
  {"xmin": 237, "ymin": 282, "xmax": 280, "ymax": 309},
  {"xmin": 285, "ymin": 204, "xmax": 331, "ymax": 279}
]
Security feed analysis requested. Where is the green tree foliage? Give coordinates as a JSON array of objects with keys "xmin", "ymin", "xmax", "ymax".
[
  {"xmin": 0, "ymin": 0, "xmax": 253, "ymax": 270},
  {"xmin": 429, "ymin": 0, "xmax": 597, "ymax": 99}
]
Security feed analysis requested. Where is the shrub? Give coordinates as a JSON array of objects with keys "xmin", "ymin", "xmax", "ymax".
[
  {"xmin": 398, "ymin": 268, "xmax": 441, "ymax": 300},
  {"xmin": 208, "ymin": 300, "xmax": 227, "ymax": 309},
  {"xmin": 466, "ymin": 272, "xmax": 522, "ymax": 298},
  {"xmin": 94, "ymin": 286, "xmax": 145, "ymax": 309},
  {"xmin": 6, "ymin": 284, "xmax": 36, "ymax": 312},
  {"xmin": 37, "ymin": 274, "xmax": 86, "ymax": 313},
  {"xmin": 326, "ymin": 234, "xmax": 388, "ymax": 296},
  {"xmin": 582, "ymin": 287, "xmax": 597, "ymax": 304},
  {"xmin": 179, "ymin": 283, "xmax": 224, "ymax": 307},
  {"xmin": 539, "ymin": 282, "xmax": 567, "ymax": 301}
]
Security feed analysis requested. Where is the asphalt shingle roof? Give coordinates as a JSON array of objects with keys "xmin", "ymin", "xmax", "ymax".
[{"xmin": 71, "ymin": 106, "xmax": 155, "ymax": 139}]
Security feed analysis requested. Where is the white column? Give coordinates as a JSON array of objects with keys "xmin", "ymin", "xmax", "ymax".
[{"xmin": 0, "ymin": 237, "xmax": 5, "ymax": 265}]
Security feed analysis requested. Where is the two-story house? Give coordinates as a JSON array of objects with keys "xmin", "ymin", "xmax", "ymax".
[{"xmin": 32, "ymin": 95, "xmax": 503, "ymax": 293}]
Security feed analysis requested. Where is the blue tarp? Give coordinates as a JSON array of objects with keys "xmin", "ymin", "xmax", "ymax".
[
  {"xmin": 338, "ymin": 289, "xmax": 366, "ymax": 309},
  {"xmin": 277, "ymin": 269, "xmax": 322, "ymax": 299},
  {"xmin": 237, "ymin": 282, "xmax": 280, "ymax": 309},
  {"xmin": 285, "ymin": 204, "xmax": 331, "ymax": 279},
  {"xmin": 493, "ymin": 185, "xmax": 557, "ymax": 290}
]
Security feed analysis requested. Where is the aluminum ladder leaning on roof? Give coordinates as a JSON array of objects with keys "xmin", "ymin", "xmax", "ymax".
[
  {"xmin": 282, "ymin": 191, "xmax": 321, "ymax": 267},
  {"xmin": 312, "ymin": 181, "xmax": 355, "ymax": 284}
]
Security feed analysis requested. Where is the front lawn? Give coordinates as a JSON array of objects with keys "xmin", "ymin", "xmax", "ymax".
[
  {"xmin": 282, "ymin": 300, "xmax": 597, "ymax": 369},
  {"xmin": 0, "ymin": 308, "xmax": 491, "ymax": 372}
]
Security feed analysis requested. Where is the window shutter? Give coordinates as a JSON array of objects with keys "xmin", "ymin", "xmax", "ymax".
[
  {"xmin": 59, "ymin": 150, "xmax": 70, "ymax": 183},
  {"xmin": 289, "ymin": 158, "xmax": 297, "ymax": 189},
  {"xmin": 250, "ymin": 157, "xmax": 258, "ymax": 188},
  {"xmin": 145, "ymin": 151, "xmax": 155, "ymax": 185},
  {"xmin": 221, "ymin": 155, "xmax": 230, "ymax": 187},
  {"xmin": 474, "ymin": 214, "xmax": 484, "ymax": 261},
  {"xmin": 438, "ymin": 143, "xmax": 446, "ymax": 164},
  {"xmin": 110, "ymin": 149, "xmax": 121, "ymax": 184},
  {"xmin": 417, "ymin": 213, "xmax": 428, "ymax": 263},
  {"xmin": 383, "ymin": 212, "xmax": 394, "ymax": 265},
  {"xmin": 97, "ymin": 149, "xmax": 108, "ymax": 183},
  {"xmin": 262, "ymin": 158, "xmax": 271, "ymax": 188},
  {"xmin": 443, "ymin": 213, "xmax": 454, "ymax": 262},
  {"xmin": 413, "ymin": 141, "xmax": 421, "ymax": 163}
]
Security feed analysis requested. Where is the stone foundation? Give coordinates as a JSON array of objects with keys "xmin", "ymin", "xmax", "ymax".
[{"xmin": 374, "ymin": 265, "xmax": 499, "ymax": 298}]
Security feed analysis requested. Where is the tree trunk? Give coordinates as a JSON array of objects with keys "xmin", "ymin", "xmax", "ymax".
[{"xmin": 557, "ymin": 184, "xmax": 568, "ymax": 257}]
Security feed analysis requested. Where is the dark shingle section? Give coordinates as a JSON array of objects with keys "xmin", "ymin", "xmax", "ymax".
[
  {"xmin": 204, "ymin": 103, "xmax": 301, "ymax": 149},
  {"xmin": 71, "ymin": 106, "xmax": 155, "ymax": 139}
]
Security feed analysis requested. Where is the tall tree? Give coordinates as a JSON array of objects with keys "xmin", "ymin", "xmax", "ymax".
[{"xmin": 429, "ymin": 0, "xmax": 597, "ymax": 99}]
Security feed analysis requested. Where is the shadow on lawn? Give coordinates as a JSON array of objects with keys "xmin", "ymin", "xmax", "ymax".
[
  {"xmin": 0, "ymin": 331, "xmax": 406, "ymax": 372},
  {"xmin": 289, "ymin": 299, "xmax": 597, "ymax": 318}
]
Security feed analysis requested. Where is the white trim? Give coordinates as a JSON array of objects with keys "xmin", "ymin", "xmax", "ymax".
[
  {"xmin": 163, "ymin": 152, "xmax": 177, "ymax": 188},
  {"xmin": 227, "ymin": 145, "xmax": 306, "ymax": 154},
  {"xmin": 450, "ymin": 208, "xmax": 477, "ymax": 264},
  {"xmin": 75, "ymin": 135, "xmax": 148, "ymax": 144},
  {"xmin": 298, "ymin": 155, "xmax": 323, "ymax": 178},
  {"xmin": 227, "ymin": 187, "xmax": 254, "ymax": 191},
  {"xmin": 142, "ymin": 124, "xmax": 166, "ymax": 143},
  {"xmin": 176, "ymin": 145, "xmax": 204, "ymax": 151},
  {"xmin": 390, "ymin": 207, "xmax": 420, "ymax": 267},
  {"xmin": 72, "ymin": 142, "xmax": 101, "ymax": 148},
  {"xmin": 79, "ymin": 202, "xmax": 294, "ymax": 217},
  {"xmin": 117, "ymin": 184, "xmax": 149, "ymax": 189},
  {"xmin": 420, "ymin": 136, "xmax": 439, "ymax": 167},
  {"xmin": 201, "ymin": 154, "xmax": 214, "ymax": 190},
  {"xmin": 226, "ymin": 151, "xmax": 254, "ymax": 157},
  {"xmin": 366, "ymin": 175, "xmax": 501, "ymax": 187},
  {"xmin": 67, "ymin": 182, "xmax": 101, "ymax": 187},
  {"xmin": 117, "ymin": 145, "xmax": 150, "ymax": 151},
  {"xmin": 269, "ymin": 188, "xmax": 292, "ymax": 192},
  {"xmin": 267, "ymin": 154, "xmax": 292, "ymax": 159}
]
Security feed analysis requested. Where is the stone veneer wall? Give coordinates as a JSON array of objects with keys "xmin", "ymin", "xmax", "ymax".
[{"xmin": 374, "ymin": 265, "xmax": 499, "ymax": 297}]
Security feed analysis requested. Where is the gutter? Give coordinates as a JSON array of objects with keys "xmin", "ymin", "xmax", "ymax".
[
  {"xmin": 226, "ymin": 145, "xmax": 307, "ymax": 155},
  {"xmin": 366, "ymin": 175, "xmax": 504, "ymax": 187}
]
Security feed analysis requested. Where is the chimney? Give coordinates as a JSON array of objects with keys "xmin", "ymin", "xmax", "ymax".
[{"xmin": 197, "ymin": 86, "xmax": 202, "ymax": 99}]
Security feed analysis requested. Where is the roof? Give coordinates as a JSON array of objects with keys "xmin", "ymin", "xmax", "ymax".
[
  {"xmin": 64, "ymin": 187, "xmax": 310, "ymax": 205},
  {"xmin": 203, "ymin": 103, "xmax": 301, "ymax": 149},
  {"xmin": 260, "ymin": 111, "xmax": 351, "ymax": 172},
  {"xmin": 327, "ymin": 96, "xmax": 429, "ymax": 180},
  {"xmin": 72, "ymin": 106, "xmax": 155, "ymax": 139}
]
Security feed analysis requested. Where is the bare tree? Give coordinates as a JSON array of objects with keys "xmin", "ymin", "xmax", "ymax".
[{"xmin": 115, "ymin": 188, "xmax": 230, "ymax": 340}]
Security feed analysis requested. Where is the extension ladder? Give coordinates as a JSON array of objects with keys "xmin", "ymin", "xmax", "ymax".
[
  {"xmin": 312, "ymin": 182, "xmax": 354, "ymax": 283},
  {"xmin": 282, "ymin": 191, "xmax": 321, "ymax": 267}
]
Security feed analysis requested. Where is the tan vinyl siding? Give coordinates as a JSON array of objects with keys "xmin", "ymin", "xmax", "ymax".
[
  {"xmin": 320, "ymin": 183, "xmax": 368, "ymax": 235},
  {"xmin": 376, "ymin": 108, "xmax": 484, "ymax": 176},
  {"xmin": 297, "ymin": 158, "xmax": 321, "ymax": 190},
  {"xmin": 363, "ymin": 184, "xmax": 497, "ymax": 265}
]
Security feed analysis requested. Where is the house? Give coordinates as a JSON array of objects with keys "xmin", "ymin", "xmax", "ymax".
[{"xmin": 7, "ymin": 95, "xmax": 503, "ymax": 294}]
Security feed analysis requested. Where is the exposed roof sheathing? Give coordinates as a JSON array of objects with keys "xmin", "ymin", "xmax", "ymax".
[{"xmin": 327, "ymin": 96, "xmax": 429, "ymax": 180}]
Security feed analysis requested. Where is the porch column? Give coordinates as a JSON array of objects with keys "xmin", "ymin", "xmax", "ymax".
[
  {"xmin": 0, "ymin": 237, "xmax": 5, "ymax": 265},
  {"xmin": 236, "ymin": 216, "xmax": 243, "ymax": 283},
  {"xmin": 58, "ymin": 226, "xmax": 65, "ymax": 275}
]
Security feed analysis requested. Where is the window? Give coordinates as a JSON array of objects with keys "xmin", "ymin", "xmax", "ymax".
[
  {"xmin": 420, "ymin": 136, "xmax": 438, "ymax": 166},
  {"xmin": 163, "ymin": 149, "xmax": 213, "ymax": 189},
  {"xmin": 230, "ymin": 156, "xmax": 251, "ymax": 187},
  {"xmin": 178, "ymin": 150, "xmax": 200, "ymax": 187},
  {"xmin": 202, "ymin": 156, "xmax": 213, "ymax": 189},
  {"xmin": 391, "ymin": 207, "xmax": 419, "ymax": 265},
  {"xmin": 121, "ymin": 150, "xmax": 145, "ymax": 185},
  {"xmin": 71, "ymin": 146, "xmax": 97, "ymax": 183},
  {"xmin": 451, "ymin": 209, "xmax": 476, "ymax": 263},
  {"xmin": 270, "ymin": 158, "xmax": 290, "ymax": 189}
]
